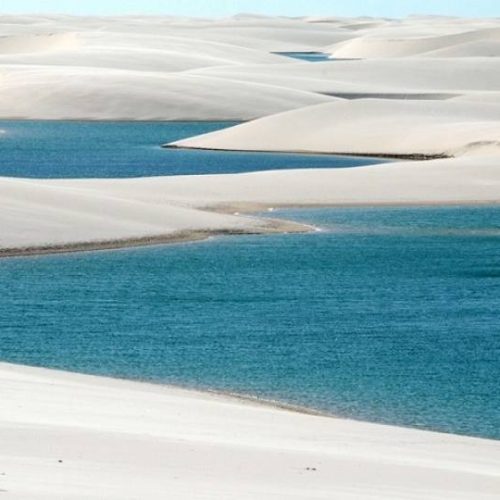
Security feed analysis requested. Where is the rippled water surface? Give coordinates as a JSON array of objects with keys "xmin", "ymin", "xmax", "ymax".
[
  {"xmin": 1, "ymin": 206, "xmax": 499, "ymax": 439},
  {"xmin": 0, "ymin": 120, "xmax": 382, "ymax": 178}
]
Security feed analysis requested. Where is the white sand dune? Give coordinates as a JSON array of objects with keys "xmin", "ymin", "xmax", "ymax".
[
  {"xmin": 453, "ymin": 92, "xmax": 500, "ymax": 104},
  {"xmin": 0, "ymin": 65, "xmax": 329, "ymax": 121},
  {"xmin": 57, "ymin": 155, "xmax": 500, "ymax": 208},
  {"xmin": 0, "ymin": 32, "xmax": 79, "ymax": 54},
  {"xmin": 0, "ymin": 175, "xmax": 269, "ymax": 249},
  {"xmin": 326, "ymin": 26, "xmax": 500, "ymax": 58},
  {"xmin": 190, "ymin": 19, "xmax": 353, "ymax": 51},
  {"xmin": 1, "ymin": 363, "xmax": 499, "ymax": 500},
  {"xmin": 190, "ymin": 57, "xmax": 500, "ymax": 97},
  {"xmin": 172, "ymin": 99, "xmax": 500, "ymax": 157},
  {"xmin": 1, "ymin": 15, "xmax": 499, "ymax": 119},
  {"xmin": 0, "ymin": 16, "xmax": 339, "ymax": 120},
  {"xmin": 0, "ymin": 31, "xmax": 291, "ymax": 72},
  {"xmin": 1, "ymin": 155, "xmax": 499, "ymax": 253},
  {"xmin": 417, "ymin": 39, "xmax": 500, "ymax": 57}
]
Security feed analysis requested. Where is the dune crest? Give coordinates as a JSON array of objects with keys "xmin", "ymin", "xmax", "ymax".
[
  {"xmin": 0, "ymin": 15, "xmax": 499, "ymax": 119},
  {"xmin": 327, "ymin": 26, "xmax": 500, "ymax": 58},
  {"xmin": 0, "ymin": 32, "xmax": 79, "ymax": 54}
]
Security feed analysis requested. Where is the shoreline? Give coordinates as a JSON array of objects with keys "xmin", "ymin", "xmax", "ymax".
[
  {"xmin": 206, "ymin": 199, "xmax": 500, "ymax": 214},
  {"xmin": 163, "ymin": 143, "xmax": 449, "ymax": 161},
  {"xmin": 1, "ymin": 200, "xmax": 498, "ymax": 259},
  {"xmin": 0, "ymin": 118, "xmax": 247, "ymax": 124},
  {"xmin": 0, "ymin": 200, "xmax": 500, "ymax": 259},
  {"xmin": 1, "ymin": 360, "xmax": 497, "ymax": 441},
  {"xmin": 2, "ymin": 361, "xmax": 500, "ymax": 499},
  {"xmin": 6, "ymin": 361, "xmax": 329, "ymax": 418},
  {"xmin": 0, "ymin": 216, "xmax": 312, "ymax": 259}
]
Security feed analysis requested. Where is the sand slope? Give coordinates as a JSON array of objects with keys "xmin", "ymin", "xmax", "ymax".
[
  {"xmin": 0, "ymin": 15, "xmax": 344, "ymax": 120},
  {"xmin": 0, "ymin": 175, "xmax": 268, "ymax": 250},
  {"xmin": 190, "ymin": 57, "xmax": 500, "ymax": 97},
  {"xmin": 0, "ymin": 32, "xmax": 79, "ymax": 54},
  {"xmin": 327, "ymin": 26, "xmax": 500, "ymax": 58},
  {"xmin": 1, "ymin": 155, "xmax": 499, "ymax": 253},
  {"xmin": 0, "ymin": 64, "xmax": 329, "ymax": 121},
  {"xmin": 172, "ymin": 99, "xmax": 500, "ymax": 157},
  {"xmin": 1, "ymin": 15, "xmax": 499, "ymax": 120},
  {"xmin": 1, "ymin": 363, "xmax": 499, "ymax": 500}
]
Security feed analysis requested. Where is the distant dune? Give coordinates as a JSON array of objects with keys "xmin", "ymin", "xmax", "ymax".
[
  {"xmin": 0, "ymin": 15, "xmax": 498, "ymax": 120},
  {"xmin": 0, "ymin": 32, "xmax": 79, "ymax": 54},
  {"xmin": 326, "ymin": 26, "xmax": 500, "ymax": 58},
  {"xmin": 0, "ymin": 65, "xmax": 329, "ymax": 121},
  {"xmin": 0, "ymin": 15, "xmax": 343, "ymax": 120},
  {"xmin": 190, "ymin": 57, "xmax": 500, "ymax": 96}
]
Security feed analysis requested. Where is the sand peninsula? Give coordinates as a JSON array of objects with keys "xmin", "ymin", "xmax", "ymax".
[{"xmin": 0, "ymin": 13, "xmax": 499, "ymax": 499}]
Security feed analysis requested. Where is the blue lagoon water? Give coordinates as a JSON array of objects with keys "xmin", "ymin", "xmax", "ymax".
[
  {"xmin": 0, "ymin": 121, "xmax": 382, "ymax": 178},
  {"xmin": 1, "ymin": 206, "xmax": 499, "ymax": 439},
  {"xmin": 273, "ymin": 51, "xmax": 332, "ymax": 62}
]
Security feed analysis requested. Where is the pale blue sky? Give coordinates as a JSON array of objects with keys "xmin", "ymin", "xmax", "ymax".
[{"xmin": 0, "ymin": 0, "xmax": 498, "ymax": 18}]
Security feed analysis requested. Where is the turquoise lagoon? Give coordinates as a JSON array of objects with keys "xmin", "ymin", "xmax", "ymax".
[
  {"xmin": 0, "ymin": 120, "xmax": 382, "ymax": 178},
  {"xmin": 0, "ymin": 206, "xmax": 499, "ymax": 439},
  {"xmin": 272, "ymin": 51, "xmax": 332, "ymax": 62}
]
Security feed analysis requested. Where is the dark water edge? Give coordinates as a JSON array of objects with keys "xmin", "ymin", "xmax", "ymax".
[{"xmin": 1, "ymin": 206, "xmax": 499, "ymax": 440}]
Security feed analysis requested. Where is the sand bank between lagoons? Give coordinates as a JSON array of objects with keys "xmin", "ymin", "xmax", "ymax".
[
  {"xmin": 0, "ymin": 159, "xmax": 498, "ymax": 254},
  {"xmin": 1, "ymin": 154, "xmax": 499, "ymax": 257}
]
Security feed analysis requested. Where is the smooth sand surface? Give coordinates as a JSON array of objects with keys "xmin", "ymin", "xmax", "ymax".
[
  {"xmin": 1, "ymin": 155, "xmax": 499, "ymax": 254},
  {"xmin": 1, "ymin": 15, "xmax": 500, "ymax": 119},
  {"xmin": 0, "ymin": 15, "xmax": 341, "ymax": 120},
  {"xmin": 1, "ymin": 363, "xmax": 500, "ymax": 500},
  {"xmin": 325, "ymin": 21, "xmax": 500, "ymax": 58},
  {"xmin": 0, "ymin": 64, "xmax": 329, "ymax": 121},
  {"xmin": 186, "ymin": 57, "xmax": 500, "ymax": 96},
  {"xmin": 172, "ymin": 99, "xmax": 500, "ymax": 157},
  {"xmin": 0, "ymin": 175, "xmax": 266, "ymax": 249}
]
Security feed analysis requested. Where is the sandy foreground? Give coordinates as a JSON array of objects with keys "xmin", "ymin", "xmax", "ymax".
[{"xmin": 1, "ymin": 362, "xmax": 500, "ymax": 500}]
